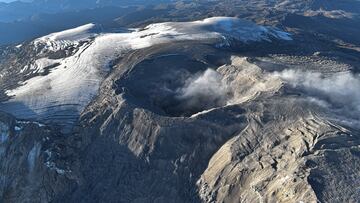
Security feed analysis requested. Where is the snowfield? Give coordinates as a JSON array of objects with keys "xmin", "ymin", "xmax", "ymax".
[
  {"xmin": 1, "ymin": 17, "xmax": 292, "ymax": 128},
  {"xmin": 34, "ymin": 17, "xmax": 292, "ymax": 52},
  {"xmin": 34, "ymin": 23, "xmax": 101, "ymax": 52}
]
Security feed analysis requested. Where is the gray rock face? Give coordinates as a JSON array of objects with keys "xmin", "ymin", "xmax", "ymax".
[
  {"xmin": 197, "ymin": 107, "xmax": 360, "ymax": 203},
  {"xmin": 1, "ymin": 47, "xmax": 360, "ymax": 202},
  {"xmin": 0, "ymin": 112, "xmax": 77, "ymax": 202},
  {"xmin": 0, "ymin": 0, "xmax": 360, "ymax": 202},
  {"xmin": 68, "ymin": 47, "xmax": 358, "ymax": 202}
]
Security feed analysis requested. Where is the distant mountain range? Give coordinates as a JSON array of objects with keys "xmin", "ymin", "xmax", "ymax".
[
  {"xmin": 0, "ymin": 0, "xmax": 175, "ymax": 46},
  {"xmin": 0, "ymin": 0, "xmax": 171, "ymax": 22},
  {"xmin": 1, "ymin": 0, "xmax": 360, "ymax": 46}
]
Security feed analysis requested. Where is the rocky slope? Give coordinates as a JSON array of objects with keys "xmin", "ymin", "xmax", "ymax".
[{"xmin": 0, "ymin": 1, "xmax": 360, "ymax": 203}]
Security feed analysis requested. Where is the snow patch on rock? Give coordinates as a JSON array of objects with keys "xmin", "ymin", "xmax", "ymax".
[
  {"xmin": 16, "ymin": 120, "xmax": 45, "ymax": 127},
  {"xmin": 19, "ymin": 58, "xmax": 61, "ymax": 76}
]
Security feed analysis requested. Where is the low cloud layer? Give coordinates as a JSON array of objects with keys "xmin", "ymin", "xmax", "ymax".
[
  {"xmin": 273, "ymin": 69, "xmax": 360, "ymax": 123},
  {"xmin": 175, "ymin": 68, "xmax": 230, "ymax": 115}
]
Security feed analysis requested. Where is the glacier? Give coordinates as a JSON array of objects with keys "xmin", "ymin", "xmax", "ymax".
[{"xmin": 1, "ymin": 17, "xmax": 292, "ymax": 130}]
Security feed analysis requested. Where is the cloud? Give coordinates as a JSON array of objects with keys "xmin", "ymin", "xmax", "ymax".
[
  {"xmin": 273, "ymin": 69, "xmax": 360, "ymax": 122},
  {"xmin": 175, "ymin": 68, "xmax": 230, "ymax": 115}
]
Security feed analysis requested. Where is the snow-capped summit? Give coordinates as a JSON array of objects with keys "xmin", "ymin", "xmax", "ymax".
[
  {"xmin": 34, "ymin": 17, "xmax": 292, "ymax": 52},
  {"xmin": 37, "ymin": 23, "xmax": 99, "ymax": 42},
  {"xmin": 1, "ymin": 17, "xmax": 292, "ymax": 130},
  {"xmin": 34, "ymin": 23, "xmax": 102, "ymax": 52}
]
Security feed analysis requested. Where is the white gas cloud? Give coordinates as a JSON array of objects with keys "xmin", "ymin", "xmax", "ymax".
[
  {"xmin": 273, "ymin": 69, "xmax": 360, "ymax": 121},
  {"xmin": 176, "ymin": 68, "xmax": 230, "ymax": 114}
]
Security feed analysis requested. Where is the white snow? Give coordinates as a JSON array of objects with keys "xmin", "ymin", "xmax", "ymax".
[
  {"xmin": 20, "ymin": 58, "xmax": 61, "ymax": 75},
  {"xmin": 42, "ymin": 23, "xmax": 97, "ymax": 41},
  {"xmin": 17, "ymin": 120, "xmax": 45, "ymax": 127},
  {"xmin": 191, "ymin": 17, "xmax": 292, "ymax": 41},
  {"xmin": 33, "ymin": 17, "xmax": 291, "ymax": 52},
  {"xmin": 34, "ymin": 23, "xmax": 100, "ymax": 52},
  {"xmin": 44, "ymin": 149, "xmax": 69, "ymax": 175},
  {"xmin": 2, "ymin": 17, "xmax": 292, "ymax": 127},
  {"xmin": 45, "ymin": 161, "xmax": 67, "ymax": 175}
]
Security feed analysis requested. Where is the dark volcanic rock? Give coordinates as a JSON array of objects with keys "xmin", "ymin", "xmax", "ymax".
[{"xmin": 0, "ymin": 0, "xmax": 360, "ymax": 202}]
